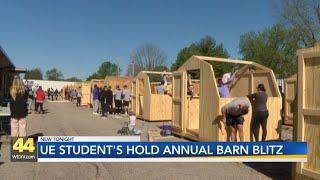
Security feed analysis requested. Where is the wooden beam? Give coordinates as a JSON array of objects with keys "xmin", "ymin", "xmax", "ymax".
[
  {"xmin": 302, "ymin": 168, "xmax": 320, "ymax": 180},
  {"xmin": 140, "ymin": 70, "xmax": 172, "ymax": 75},
  {"xmin": 302, "ymin": 109, "xmax": 320, "ymax": 116},
  {"xmin": 194, "ymin": 56, "xmax": 253, "ymax": 65}
]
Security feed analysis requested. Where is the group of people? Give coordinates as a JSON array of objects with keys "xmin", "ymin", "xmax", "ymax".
[
  {"xmin": 47, "ymin": 88, "xmax": 59, "ymax": 101},
  {"xmin": 26, "ymin": 85, "xmax": 46, "ymax": 114},
  {"xmin": 64, "ymin": 88, "xmax": 82, "ymax": 106},
  {"xmin": 92, "ymin": 85, "xmax": 130, "ymax": 119},
  {"xmin": 216, "ymin": 71, "xmax": 269, "ymax": 142}
]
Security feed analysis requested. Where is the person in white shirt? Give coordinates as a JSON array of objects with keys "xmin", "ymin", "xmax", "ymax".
[
  {"xmin": 114, "ymin": 85, "xmax": 123, "ymax": 114},
  {"xmin": 122, "ymin": 85, "xmax": 130, "ymax": 115}
]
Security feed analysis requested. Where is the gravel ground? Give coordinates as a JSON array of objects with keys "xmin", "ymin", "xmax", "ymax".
[{"xmin": 0, "ymin": 101, "xmax": 292, "ymax": 180}]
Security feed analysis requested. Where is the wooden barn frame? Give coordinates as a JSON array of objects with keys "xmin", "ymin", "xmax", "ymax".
[
  {"xmin": 283, "ymin": 74, "xmax": 297, "ymax": 126},
  {"xmin": 171, "ymin": 55, "xmax": 282, "ymax": 141},
  {"xmin": 131, "ymin": 71, "xmax": 173, "ymax": 121},
  {"xmin": 293, "ymin": 44, "xmax": 320, "ymax": 180},
  {"xmin": 104, "ymin": 76, "xmax": 133, "ymax": 91}
]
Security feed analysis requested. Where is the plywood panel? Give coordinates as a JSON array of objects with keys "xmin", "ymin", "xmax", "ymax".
[
  {"xmin": 138, "ymin": 79, "xmax": 144, "ymax": 96},
  {"xmin": 131, "ymin": 81, "xmax": 137, "ymax": 114},
  {"xmin": 173, "ymin": 101, "xmax": 182, "ymax": 129},
  {"xmin": 149, "ymin": 94, "xmax": 172, "ymax": 121},
  {"xmin": 230, "ymin": 74, "xmax": 250, "ymax": 97},
  {"xmin": 173, "ymin": 76, "xmax": 181, "ymax": 98},
  {"xmin": 304, "ymin": 57, "xmax": 320, "ymax": 109},
  {"xmin": 199, "ymin": 61, "xmax": 219, "ymax": 141},
  {"xmin": 104, "ymin": 76, "xmax": 133, "ymax": 91},
  {"xmin": 81, "ymin": 82, "xmax": 91, "ymax": 105},
  {"xmin": 139, "ymin": 95, "xmax": 143, "ymax": 116},
  {"xmin": 303, "ymin": 116, "xmax": 320, "ymax": 172},
  {"xmin": 191, "ymin": 80, "xmax": 200, "ymax": 95},
  {"xmin": 186, "ymin": 97, "xmax": 200, "ymax": 130},
  {"xmin": 172, "ymin": 71, "xmax": 186, "ymax": 134},
  {"xmin": 284, "ymin": 76, "xmax": 297, "ymax": 126}
]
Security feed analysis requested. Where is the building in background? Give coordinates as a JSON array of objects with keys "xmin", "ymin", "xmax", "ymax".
[{"xmin": 0, "ymin": 46, "xmax": 25, "ymax": 99}]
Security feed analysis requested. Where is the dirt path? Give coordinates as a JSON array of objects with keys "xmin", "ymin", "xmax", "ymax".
[{"xmin": 0, "ymin": 101, "xmax": 277, "ymax": 180}]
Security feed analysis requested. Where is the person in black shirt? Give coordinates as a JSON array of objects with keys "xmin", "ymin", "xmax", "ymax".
[
  {"xmin": 54, "ymin": 89, "xmax": 59, "ymax": 100},
  {"xmin": 100, "ymin": 86, "xmax": 108, "ymax": 119},
  {"xmin": 106, "ymin": 86, "xmax": 114, "ymax": 114},
  {"xmin": 247, "ymin": 83, "xmax": 269, "ymax": 141},
  {"xmin": 10, "ymin": 77, "xmax": 28, "ymax": 137}
]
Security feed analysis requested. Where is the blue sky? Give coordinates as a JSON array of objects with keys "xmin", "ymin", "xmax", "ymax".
[{"xmin": 0, "ymin": 0, "xmax": 277, "ymax": 80}]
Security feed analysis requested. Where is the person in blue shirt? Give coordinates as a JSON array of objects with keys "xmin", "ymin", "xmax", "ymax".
[{"xmin": 92, "ymin": 85, "xmax": 100, "ymax": 115}]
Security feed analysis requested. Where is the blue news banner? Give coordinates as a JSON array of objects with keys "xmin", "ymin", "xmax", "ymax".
[{"xmin": 36, "ymin": 136, "xmax": 307, "ymax": 162}]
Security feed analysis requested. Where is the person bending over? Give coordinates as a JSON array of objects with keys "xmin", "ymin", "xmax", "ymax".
[{"xmin": 221, "ymin": 97, "xmax": 251, "ymax": 142}]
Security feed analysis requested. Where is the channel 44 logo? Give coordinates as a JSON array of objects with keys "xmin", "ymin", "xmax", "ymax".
[{"xmin": 11, "ymin": 137, "xmax": 37, "ymax": 162}]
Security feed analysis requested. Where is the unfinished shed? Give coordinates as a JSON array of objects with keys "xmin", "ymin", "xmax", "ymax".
[
  {"xmin": 81, "ymin": 79, "xmax": 105, "ymax": 106},
  {"xmin": 293, "ymin": 44, "xmax": 320, "ymax": 180},
  {"xmin": 131, "ymin": 71, "xmax": 173, "ymax": 121},
  {"xmin": 283, "ymin": 74, "xmax": 297, "ymax": 126},
  {"xmin": 104, "ymin": 76, "xmax": 133, "ymax": 91},
  {"xmin": 171, "ymin": 55, "xmax": 282, "ymax": 141}
]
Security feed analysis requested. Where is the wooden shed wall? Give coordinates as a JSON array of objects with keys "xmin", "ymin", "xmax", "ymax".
[
  {"xmin": 105, "ymin": 76, "xmax": 133, "ymax": 90},
  {"xmin": 81, "ymin": 82, "xmax": 91, "ymax": 106},
  {"xmin": 131, "ymin": 72, "xmax": 172, "ymax": 121},
  {"xmin": 284, "ymin": 74, "xmax": 297, "ymax": 125},
  {"xmin": 294, "ymin": 44, "xmax": 320, "ymax": 180}
]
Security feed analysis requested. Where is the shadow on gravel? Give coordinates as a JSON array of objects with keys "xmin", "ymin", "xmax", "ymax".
[{"xmin": 244, "ymin": 162, "xmax": 292, "ymax": 180}]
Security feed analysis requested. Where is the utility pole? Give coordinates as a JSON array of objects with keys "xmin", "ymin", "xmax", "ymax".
[{"xmin": 130, "ymin": 52, "xmax": 135, "ymax": 77}]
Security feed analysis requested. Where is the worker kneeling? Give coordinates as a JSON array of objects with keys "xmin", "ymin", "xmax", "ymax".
[{"xmin": 221, "ymin": 98, "xmax": 251, "ymax": 142}]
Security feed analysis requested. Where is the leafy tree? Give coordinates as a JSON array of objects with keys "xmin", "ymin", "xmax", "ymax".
[
  {"xmin": 171, "ymin": 36, "xmax": 230, "ymax": 77},
  {"xmin": 24, "ymin": 67, "xmax": 43, "ymax": 80},
  {"xmin": 65, "ymin": 77, "xmax": 82, "ymax": 82},
  {"xmin": 239, "ymin": 24, "xmax": 300, "ymax": 79},
  {"xmin": 276, "ymin": 0, "xmax": 320, "ymax": 47},
  {"xmin": 129, "ymin": 43, "xmax": 167, "ymax": 76},
  {"xmin": 86, "ymin": 61, "xmax": 120, "ymax": 81},
  {"xmin": 86, "ymin": 73, "xmax": 99, "ymax": 81},
  {"xmin": 46, "ymin": 68, "xmax": 64, "ymax": 81}
]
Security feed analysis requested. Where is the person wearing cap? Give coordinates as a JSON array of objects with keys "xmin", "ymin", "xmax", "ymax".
[
  {"xmin": 247, "ymin": 83, "xmax": 269, "ymax": 141},
  {"xmin": 221, "ymin": 97, "xmax": 251, "ymax": 142}
]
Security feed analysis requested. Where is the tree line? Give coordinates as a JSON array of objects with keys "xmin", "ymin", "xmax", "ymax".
[{"xmin": 24, "ymin": 68, "xmax": 82, "ymax": 82}]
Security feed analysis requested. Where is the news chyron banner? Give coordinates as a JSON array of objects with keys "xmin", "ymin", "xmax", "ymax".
[{"xmin": 11, "ymin": 136, "xmax": 307, "ymax": 162}]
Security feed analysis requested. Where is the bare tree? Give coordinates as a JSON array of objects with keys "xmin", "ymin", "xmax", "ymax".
[
  {"xmin": 125, "ymin": 62, "xmax": 140, "ymax": 77},
  {"xmin": 276, "ymin": 0, "xmax": 320, "ymax": 47},
  {"xmin": 128, "ymin": 43, "xmax": 167, "ymax": 76}
]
